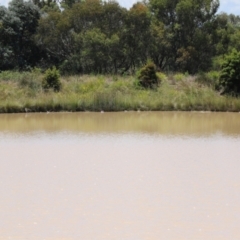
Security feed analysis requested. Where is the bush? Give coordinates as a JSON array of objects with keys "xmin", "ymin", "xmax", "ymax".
[
  {"xmin": 196, "ymin": 71, "xmax": 220, "ymax": 88},
  {"xmin": 219, "ymin": 50, "xmax": 240, "ymax": 95},
  {"xmin": 42, "ymin": 67, "xmax": 61, "ymax": 92},
  {"xmin": 138, "ymin": 62, "xmax": 159, "ymax": 88}
]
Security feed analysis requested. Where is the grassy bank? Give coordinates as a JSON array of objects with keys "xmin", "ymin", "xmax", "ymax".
[{"xmin": 0, "ymin": 71, "xmax": 240, "ymax": 113}]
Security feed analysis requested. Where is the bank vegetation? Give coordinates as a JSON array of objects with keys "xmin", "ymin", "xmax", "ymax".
[
  {"xmin": 1, "ymin": 0, "xmax": 240, "ymax": 112},
  {"xmin": 0, "ymin": 70, "xmax": 240, "ymax": 113}
]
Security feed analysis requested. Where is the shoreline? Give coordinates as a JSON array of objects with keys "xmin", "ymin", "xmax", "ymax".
[{"xmin": 1, "ymin": 109, "xmax": 240, "ymax": 114}]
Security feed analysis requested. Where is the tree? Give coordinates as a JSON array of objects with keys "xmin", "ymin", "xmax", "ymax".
[
  {"xmin": 60, "ymin": 0, "xmax": 128, "ymax": 74},
  {"xmin": 31, "ymin": 0, "xmax": 60, "ymax": 9},
  {"xmin": 0, "ymin": 6, "xmax": 15, "ymax": 69},
  {"xmin": 123, "ymin": 3, "xmax": 152, "ymax": 72},
  {"xmin": 0, "ymin": 0, "xmax": 41, "ymax": 69},
  {"xmin": 149, "ymin": 20, "xmax": 171, "ymax": 71},
  {"xmin": 70, "ymin": 0, "xmax": 103, "ymax": 33},
  {"xmin": 60, "ymin": 0, "xmax": 81, "ymax": 9},
  {"xmin": 35, "ymin": 10, "xmax": 74, "ymax": 66},
  {"xmin": 149, "ymin": 0, "xmax": 220, "ymax": 73}
]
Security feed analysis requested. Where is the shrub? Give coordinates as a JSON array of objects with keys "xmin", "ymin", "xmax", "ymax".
[
  {"xmin": 42, "ymin": 67, "xmax": 61, "ymax": 92},
  {"xmin": 138, "ymin": 62, "xmax": 159, "ymax": 88},
  {"xmin": 196, "ymin": 71, "xmax": 220, "ymax": 89},
  {"xmin": 219, "ymin": 50, "xmax": 240, "ymax": 95}
]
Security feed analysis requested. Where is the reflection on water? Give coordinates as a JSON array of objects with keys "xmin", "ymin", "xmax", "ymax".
[
  {"xmin": 0, "ymin": 112, "xmax": 240, "ymax": 240},
  {"xmin": 0, "ymin": 111, "xmax": 240, "ymax": 136}
]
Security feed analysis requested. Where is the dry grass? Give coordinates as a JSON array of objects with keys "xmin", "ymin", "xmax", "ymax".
[{"xmin": 0, "ymin": 71, "xmax": 240, "ymax": 113}]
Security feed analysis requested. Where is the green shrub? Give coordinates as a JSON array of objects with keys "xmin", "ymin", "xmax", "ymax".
[
  {"xmin": 196, "ymin": 71, "xmax": 220, "ymax": 89},
  {"xmin": 206, "ymin": 71, "xmax": 219, "ymax": 82},
  {"xmin": 137, "ymin": 62, "xmax": 159, "ymax": 88},
  {"xmin": 42, "ymin": 67, "xmax": 61, "ymax": 92},
  {"xmin": 212, "ymin": 56, "xmax": 225, "ymax": 71},
  {"xmin": 219, "ymin": 50, "xmax": 240, "ymax": 95}
]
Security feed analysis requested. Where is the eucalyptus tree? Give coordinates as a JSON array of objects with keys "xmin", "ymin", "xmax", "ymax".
[
  {"xmin": 77, "ymin": 1, "xmax": 128, "ymax": 73},
  {"xmin": 60, "ymin": 0, "xmax": 128, "ymax": 74},
  {"xmin": 0, "ymin": 6, "xmax": 15, "ymax": 69},
  {"xmin": 227, "ymin": 14, "xmax": 240, "ymax": 52},
  {"xmin": 0, "ymin": 0, "xmax": 41, "ymax": 69},
  {"xmin": 210, "ymin": 13, "xmax": 240, "ymax": 69},
  {"xmin": 35, "ymin": 9, "xmax": 74, "ymax": 66},
  {"xmin": 149, "ymin": 0, "xmax": 220, "ymax": 73},
  {"xmin": 60, "ymin": 0, "xmax": 82, "ymax": 9},
  {"xmin": 31, "ymin": 0, "xmax": 60, "ymax": 8},
  {"xmin": 123, "ymin": 2, "xmax": 152, "ymax": 72}
]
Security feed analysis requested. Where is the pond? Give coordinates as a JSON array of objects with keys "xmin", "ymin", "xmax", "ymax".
[{"xmin": 1, "ymin": 112, "xmax": 240, "ymax": 240}]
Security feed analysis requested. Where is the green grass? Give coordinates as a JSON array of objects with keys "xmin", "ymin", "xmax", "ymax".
[{"xmin": 0, "ymin": 71, "xmax": 240, "ymax": 113}]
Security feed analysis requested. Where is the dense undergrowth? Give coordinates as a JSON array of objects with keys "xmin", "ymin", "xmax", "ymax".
[{"xmin": 0, "ymin": 71, "xmax": 240, "ymax": 113}]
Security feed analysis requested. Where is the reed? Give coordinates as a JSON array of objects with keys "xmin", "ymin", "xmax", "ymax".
[{"xmin": 0, "ymin": 71, "xmax": 240, "ymax": 113}]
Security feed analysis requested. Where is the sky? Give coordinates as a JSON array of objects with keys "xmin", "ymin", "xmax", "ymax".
[{"xmin": 0, "ymin": 0, "xmax": 240, "ymax": 15}]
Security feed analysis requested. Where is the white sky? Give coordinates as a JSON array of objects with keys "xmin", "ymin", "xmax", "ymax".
[{"xmin": 0, "ymin": 0, "xmax": 240, "ymax": 15}]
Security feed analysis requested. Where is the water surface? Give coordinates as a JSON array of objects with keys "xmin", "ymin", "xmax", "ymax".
[{"xmin": 1, "ymin": 112, "xmax": 240, "ymax": 240}]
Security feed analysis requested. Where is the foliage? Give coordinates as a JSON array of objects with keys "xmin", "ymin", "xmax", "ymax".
[
  {"xmin": 35, "ymin": 10, "xmax": 73, "ymax": 67},
  {"xmin": 195, "ymin": 71, "xmax": 220, "ymax": 89},
  {"xmin": 0, "ymin": 0, "xmax": 41, "ymax": 70},
  {"xmin": 1, "ymin": 0, "xmax": 240, "ymax": 75},
  {"xmin": 124, "ymin": 3, "xmax": 152, "ymax": 71},
  {"xmin": 138, "ymin": 62, "xmax": 159, "ymax": 88},
  {"xmin": 42, "ymin": 67, "xmax": 61, "ymax": 92},
  {"xmin": 1, "ymin": 71, "xmax": 240, "ymax": 113},
  {"xmin": 219, "ymin": 50, "xmax": 240, "ymax": 95},
  {"xmin": 149, "ymin": 0, "xmax": 219, "ymax": 73}
]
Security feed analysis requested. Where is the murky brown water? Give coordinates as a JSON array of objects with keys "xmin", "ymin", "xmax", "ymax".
[{"xmin": 1, "ymin": 112, "xmax": 240, "ymax": 240}]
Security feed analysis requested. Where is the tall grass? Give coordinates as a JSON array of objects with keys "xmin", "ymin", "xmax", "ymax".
[{"xmin": 0, "ymin": 71, "xmax": 240, "ymax": 113}]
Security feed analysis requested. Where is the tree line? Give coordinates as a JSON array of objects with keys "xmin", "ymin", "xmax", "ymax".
[{"xmin": 0, "ymin": 0, "xmax": 240, "ymax": 75}]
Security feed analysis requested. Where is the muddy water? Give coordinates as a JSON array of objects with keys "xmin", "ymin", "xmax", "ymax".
[{"xmin": 1, "ymin": 112, "xmax": 240, "ymax": 240}]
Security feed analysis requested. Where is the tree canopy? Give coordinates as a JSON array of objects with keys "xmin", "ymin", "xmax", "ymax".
[{"xmin": 0, "ymin": 0, "xmax": 240, "ymax": 75}]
